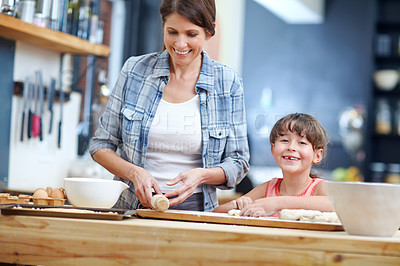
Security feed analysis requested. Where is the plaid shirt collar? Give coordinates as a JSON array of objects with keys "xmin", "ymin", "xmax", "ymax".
[{"xmin": 153, "ymin": 50, "xmax": 215, "ymax": 92}]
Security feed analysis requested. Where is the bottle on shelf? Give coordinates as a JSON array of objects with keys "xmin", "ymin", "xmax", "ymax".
[
  {"xmin": 76, "ymin": 0, "xmax": 90, "ymax": 39},
  {"xmin": 89, "ymin": 0, "xmax": 99, "ymax": 43},
  {"xmin": 385, "ymin": 163, "xmax": 400, "ymax": 184},
  {"xmin": 370, "ymin": 162, "xmax": 386, "ymax": 183},
  {"xmin": 375, "ymin": 34, "xmax": 392, "ymax": 57},
  {"xmin": 375, "ymin": 98, "xmax": 392, "ymax": 135},
  {"xmin": 394, "ymin": 100, "xmax": 400, "ymax": 135},
  {"xmin": 67, "ymin": 0, "xmax": 82, "ymax": 36}
]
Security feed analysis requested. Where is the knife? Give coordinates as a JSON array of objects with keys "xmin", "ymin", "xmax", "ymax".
[
  {"xmin": 20, "ymin": 77, "xmax": 30, "ymax": 142},
  {"xmin": 47, "ymin": 78, "xmax": 56, "ymax": 134},
  {"xmin": 38, "ymin": 71, "xmax": 44, "ymax": 141},
  {"xmin": 32, "ymin": 72, "xmax": 41, "ymax": 138},
  {"xmin": 27, "ymin": 81, "xmax": 34, "ymax": 139},
  {"xmin": 58, "ymin": 84, "xmax": 64, "ymax": 149}
]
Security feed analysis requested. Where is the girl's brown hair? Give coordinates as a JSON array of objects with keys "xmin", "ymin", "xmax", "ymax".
[
  {"xmin": 160, "ymin": 0, "xmax": 216, "ymax": 36},
  {"xmin": 269, "ymin": 113, "xmax": 328, "ymax": 178}
]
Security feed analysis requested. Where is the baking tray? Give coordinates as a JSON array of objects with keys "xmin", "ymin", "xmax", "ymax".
[
  {"xmin": 135, "ymin": 209, "xmax": 344, "ymax": 231},
  {"xmin": 0, "ymin": 204, "xmax": 135, "ymax": 220}
]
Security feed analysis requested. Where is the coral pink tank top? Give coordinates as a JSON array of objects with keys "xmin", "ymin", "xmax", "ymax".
[{"xmin": 265, "ymin": 177, "xmax": 323, "ymax": 217}]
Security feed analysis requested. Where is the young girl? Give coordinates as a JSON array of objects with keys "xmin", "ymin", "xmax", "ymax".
[{"xmin": 213, "ymin": 113, "xmax": 333, "ymax": 217}]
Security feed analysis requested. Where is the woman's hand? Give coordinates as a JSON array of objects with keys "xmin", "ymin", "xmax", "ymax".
[
  {"xmin": 164, "ymin": 168, "xmax": 205, "ymax": 206},
  {"xmin": 131, "ymin": 167, "xmax": 162, "ymax": 208}
]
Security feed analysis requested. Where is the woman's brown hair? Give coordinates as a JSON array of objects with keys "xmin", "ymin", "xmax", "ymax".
[
  {"xmin": 160, "ymin": 0, "xmax": 216, "ymax": 36},
  {"xmin": 269, "ymin": 113, "xmax": 328, "ymax": 178}
]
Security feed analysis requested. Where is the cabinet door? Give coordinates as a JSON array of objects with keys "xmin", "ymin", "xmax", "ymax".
[{"xmin": 0, "ymin": 37, "xmax": 15, "ymax": 188}]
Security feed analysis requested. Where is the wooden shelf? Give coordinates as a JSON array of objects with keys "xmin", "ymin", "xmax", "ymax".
[{"xmin": 0, "ymin": 14, "xmax": 110, "ymax": 57}]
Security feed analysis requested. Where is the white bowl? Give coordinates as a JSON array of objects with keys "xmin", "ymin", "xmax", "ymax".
[
  {"xmin": 64, "ymin": 177, "xmax": 129, "ymax": 208},
  {"xmin": 373, "ymin": 70, "xmax": 399, "ymax": 91},
  {"xmin": 324, "ymin": 181, "xmax": 400, "ymax": 237}
]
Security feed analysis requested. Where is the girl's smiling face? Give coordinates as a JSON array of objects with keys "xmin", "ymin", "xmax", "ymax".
[
  {"xmin": 163, "ymin": 12, "xmax": 211, "ymax": 69},
  {"xmin": 271, "ymin": 130, "xmax": 323, "ymax": 177}
]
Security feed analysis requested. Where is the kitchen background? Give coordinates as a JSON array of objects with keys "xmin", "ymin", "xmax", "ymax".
[{"xmin": 0, "ymin": 0, "xmax": 399, "ymax": 193}]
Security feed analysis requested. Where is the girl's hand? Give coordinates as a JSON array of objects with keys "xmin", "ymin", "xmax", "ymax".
[
  {"xmin": 164, "ymin": 168, "xmax": 205, "ymax": 206},
  {"xmin": 131, "ymin": 167, "xmax": 162, "ymax": 208},
  {"xmin": 231, "ymin": 196, "xmax": 253, "ymax": 210},
  {"xmin": 241, "ymin": 205, "xmax": 268, "ymax": 217},
  {"xmin": 241, "ymin": 198, "xmax": 280, "ymax": 217}
]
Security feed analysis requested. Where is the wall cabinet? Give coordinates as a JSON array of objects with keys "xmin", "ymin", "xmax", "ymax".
[{"xmin": 366, "ymin": 0, "xmax": 400, "ymax": 182}]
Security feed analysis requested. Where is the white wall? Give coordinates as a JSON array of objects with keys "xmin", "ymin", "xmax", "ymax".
[
  {"xmin": 108, "ymin": 0, "xmax": 126, "ymax": 92},
  {"xmin": 8, "ymin": 42, "xmax": 81, "ymax": 192},
  {"xmin": 204, "ymin": 0, "xmax": 246, "ymax": 75}
]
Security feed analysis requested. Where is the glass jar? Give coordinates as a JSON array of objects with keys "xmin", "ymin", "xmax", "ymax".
[
  {"xmin": 370, "ymin": 162, "xmax": 386, "ymax": 183},
  {"xmin": 386, "ymin": 163, "xmax": 400, "ymax": 184},
  {"xmin": 375, "ymin": 98, "xmax": 392, "ymax": 135}
]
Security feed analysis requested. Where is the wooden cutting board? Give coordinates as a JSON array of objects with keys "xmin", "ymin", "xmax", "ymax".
[
  {"xmin": 135, "ymin": 209, "xmax": 344, "ymax": 231},
  {"xmin": 0, "ymin": 204, "xmax": 134, "ymax": 220}
]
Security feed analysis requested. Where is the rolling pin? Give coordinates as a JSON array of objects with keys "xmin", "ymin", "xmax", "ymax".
[{"xmin": 151, "ymin": 194, "xmax": 169, "ymax": 211}]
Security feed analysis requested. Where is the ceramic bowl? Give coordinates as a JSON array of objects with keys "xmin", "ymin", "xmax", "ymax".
[
  {"xmin": 373, "ymin": 69, "xmax": 399, "ymax": 91},
  {"xmin": 64, "ymin": 177, "xmax": 129, "ymax": 208},
  {"xmin": 324, "ymin": 181, "xmax": 400, "ymax": 237}
]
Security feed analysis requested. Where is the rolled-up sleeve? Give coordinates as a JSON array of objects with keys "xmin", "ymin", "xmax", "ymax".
[{"xmin": 215, "ymin": 75, "xmax": 250, "ymax": 189}]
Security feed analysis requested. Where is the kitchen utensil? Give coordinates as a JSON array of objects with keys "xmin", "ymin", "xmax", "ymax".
[
  {"xmin": 58, "ymin": 85, "xmax": 63, "ymax": 148},
  {"xmin": 19, "ymin": 0, "xmax": 35, "ymax": 23},
  {"xmin": 64, "ymin": 177, "xmax": 129, "ymax": 208},
  {"xmin": 20, "ymin": 76, "xmax": 30, "ymax": 141},
  {"xmin": 38, "ymin": 70, "xmax": 44, "ymax": 141},
  {"xmin": 47, "ymin": 78, "xmax": 56, "ymax": 134},
  {"xmin": 58, "ymin": 54, "xmax": 64, "ymax": 148},
  {"xmin": 324, "ymin": 181, "xmax": 400, "ymax": 237},
  {"xmin": 27, "ymin": 79, "xmax": 34, "ymax": 139},
  {"xmin": 31, "ymin": 71, "xmax": 40, "ymax": 138},
  {"xmin": 1, "ymin": 0, "xmax": 15, "ymax": 15}
]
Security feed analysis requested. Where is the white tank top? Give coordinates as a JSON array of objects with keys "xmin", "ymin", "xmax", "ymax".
[{"xmin": 144, "ymin": 95, "xmax": 203, "ymax": 193}]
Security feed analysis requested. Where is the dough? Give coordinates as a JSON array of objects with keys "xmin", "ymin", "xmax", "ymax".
[
  {"xmin": 279, "ymin": 209, "xmax": 320, "ymax": 221},
  {"xmin": 228, "ymin": 209, "xmax": 241, "ymax": 216},
  {"xmin": 279, "ymin": 209, "xmax": 339, "ymax": 223},
  {"xmin": 151, "ymin": 194, "xmax": 169, "ymax": 211}
]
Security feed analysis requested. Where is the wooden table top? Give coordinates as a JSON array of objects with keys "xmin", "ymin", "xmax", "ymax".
[{"xmin": 1, "ymin": 213, "xmax": 400, "ymax": 265}]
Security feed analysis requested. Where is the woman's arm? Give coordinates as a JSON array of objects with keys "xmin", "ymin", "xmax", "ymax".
[
  {"xmin": 92, "ymin": 148, "xmax": 162, "ymax": 207},
  {"xmin": 213, "ymin": 71, "xmax": 250, "ymax": 190}
]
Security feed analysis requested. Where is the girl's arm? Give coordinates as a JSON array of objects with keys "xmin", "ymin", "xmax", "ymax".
[
  {"xmin": 213, "ymin": 182, "xmax": 268, "ymax": 213},
  {"xmin": 242, "ymin": 195, "xmax": 334, "ymax": 217},
  {"xmin": 241, "ymin": 181, "xmax": 333, "ymax": 217}
]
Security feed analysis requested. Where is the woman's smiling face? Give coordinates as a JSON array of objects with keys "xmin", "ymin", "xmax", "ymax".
[
  {"xmin": 163, "ymin": 12, "xmax": 211, "ymax": 68},
  {"xmin": 271, "ymin": 130, "xmax": 323, "ymax": 177}
]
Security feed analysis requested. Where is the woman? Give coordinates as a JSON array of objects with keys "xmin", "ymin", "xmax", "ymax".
[{"xmin": 89, "ymin": 0, "xmax": 249, "ymax": 212}]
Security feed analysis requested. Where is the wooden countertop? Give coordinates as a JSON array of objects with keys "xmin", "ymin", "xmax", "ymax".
[{"xmin": 1, "ymin": 214, "xmax": 400, "ymax": 265}]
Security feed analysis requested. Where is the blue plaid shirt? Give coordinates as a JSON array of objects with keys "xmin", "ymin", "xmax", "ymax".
[{"xmin": 89, "ymin": 50, "xmax": 250, "ymax": 212}]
